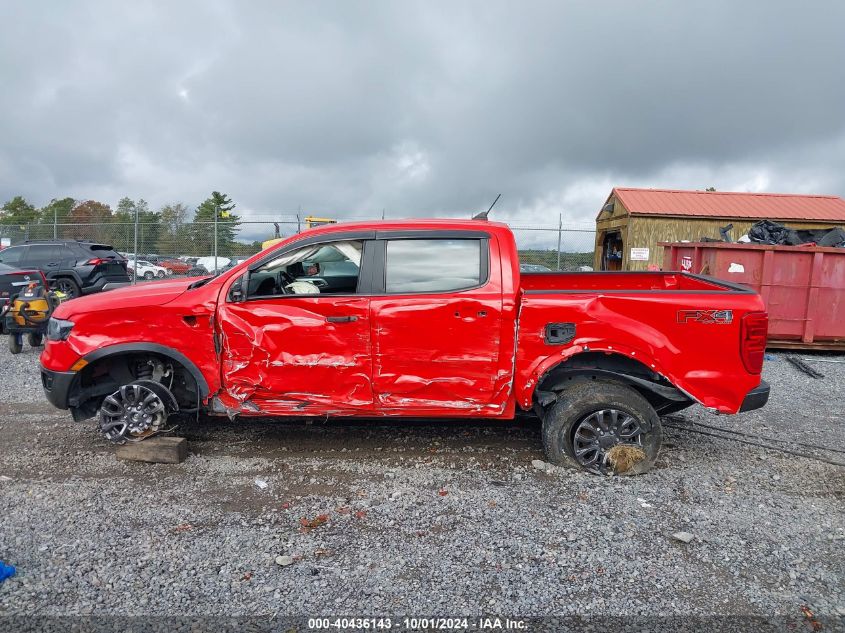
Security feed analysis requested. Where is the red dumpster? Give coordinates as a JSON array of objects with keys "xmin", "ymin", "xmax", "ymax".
[{"xmin": 662, "ymin": 242, "xmax": 845, "ymax": 350}]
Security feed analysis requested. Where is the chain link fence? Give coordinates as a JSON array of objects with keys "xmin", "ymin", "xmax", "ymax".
[{"xmin": 1, "ymin": 218, "xmax": 596, "ymax": 274}]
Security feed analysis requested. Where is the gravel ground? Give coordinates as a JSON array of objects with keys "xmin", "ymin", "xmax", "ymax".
[{"xmin": 0, "ymin": 343, "xmax": 843, "ymax": 629}]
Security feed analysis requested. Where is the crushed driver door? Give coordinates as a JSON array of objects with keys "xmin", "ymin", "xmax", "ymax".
[
  {"xmin": 216, "ymin": 232, "xmax": 376, "ymax": 415},
  {"xmin": 218, "ymin": 295, "xmax": 374, "ymax": 415}
]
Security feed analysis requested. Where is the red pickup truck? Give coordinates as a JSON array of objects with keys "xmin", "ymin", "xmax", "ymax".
[{"xmin": 40, "ymin": 220, "xmax": 769, "ymax": 474}]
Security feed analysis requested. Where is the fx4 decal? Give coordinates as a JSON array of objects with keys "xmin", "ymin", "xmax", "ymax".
[{"xmin": 677, "ymin": 309, "xmax": 733, "ymax": 324}]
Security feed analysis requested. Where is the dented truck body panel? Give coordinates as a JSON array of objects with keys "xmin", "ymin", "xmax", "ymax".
[
  {"xmin": 369, "ymin": 231, "xmax": 509, "ymax": 413},
  {"xmin": 40, "ymin": 277, "xmax": 222, "ymax": 397},
  {"xmin": 217, "ymin": 296, "xmax": 374, "ymax": 414},
  {"xmin": 515, "ymin": 288, "xmax": 765, "ymax": 413},
  {"xmin": 41, "ymin": 219, "xmax": 768, "ymax": 420}
]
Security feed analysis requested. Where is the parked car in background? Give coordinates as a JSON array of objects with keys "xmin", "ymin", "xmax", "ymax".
[
  {"xmin": 0, "ymin": 240, "xmax": 129, "ymax": 299},
  {"xmin": 185, "ymin": 264, "xmax": 210, "ymax": 277},
  {"xmin": 194, "ymin": 256, "xmax": 231, "ymax": 274},
  {"xmin": 127, "ymin": 259, "xmax": 168, "ymax": 280},
  {"xmin": 217, "ymin": 257, "xmax": 250, "ymax": 274},
  {"xmin": 520, "ymin": 263, "xmax": 552, "ymax": 272},
  {"xmin": 158, "ymin": 258, "xmax": 190, "ymax": 275}
]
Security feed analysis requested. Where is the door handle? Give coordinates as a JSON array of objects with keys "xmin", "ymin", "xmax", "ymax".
[{"xmin": 326, "ymin": 315, "xmax": 358, "ymax": 323}]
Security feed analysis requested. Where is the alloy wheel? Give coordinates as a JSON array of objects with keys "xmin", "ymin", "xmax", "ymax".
[
  {"xmin": 571, "ymin": 408, "xmax": 643, "ymax": 473},
  {"xmin": 99, "ymin": 383, "xmax": 167, "ymax": 443}
]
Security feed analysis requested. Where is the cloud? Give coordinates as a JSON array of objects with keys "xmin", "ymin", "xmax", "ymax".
[{"xmin": 1, "ymin": 0, "xmax": 844, "ymax": 233}]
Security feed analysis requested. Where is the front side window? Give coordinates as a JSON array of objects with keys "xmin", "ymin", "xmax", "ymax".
[
  {"xmin": 385, "ymin": 239, "xmax": 484, "ymax": 293},
  {"xmin": 248, "ymin": 240, "xmax": 363, "ymax": 297}
]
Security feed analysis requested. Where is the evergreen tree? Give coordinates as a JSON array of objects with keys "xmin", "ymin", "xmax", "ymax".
[{"xmin": 191, "ymin": 192, "xmax": 241, "ymax": 255}]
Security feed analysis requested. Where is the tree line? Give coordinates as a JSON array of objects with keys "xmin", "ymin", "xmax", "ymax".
[{"xmin": 0, "ymin": 191, "xmax": 261, "ymax": 256}]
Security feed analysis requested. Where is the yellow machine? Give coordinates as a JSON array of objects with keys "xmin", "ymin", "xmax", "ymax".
[
  {"xmin": 304, "ymin": 215, "xmax": 337, "ymax": 230},
  {"xmin": 261, "ymin": 237, "xmax": 284, "ymax": 250},
  {"xmin": 4, "ymin": 282, "xmax": 67, "ymax": 353},
  {"xmin": 261, "ymin": 216, "xmax": 338, "ymax": 250},
  {"xmin": 8, "ymin": 283, "xmax": 51, "ymax": 327}
]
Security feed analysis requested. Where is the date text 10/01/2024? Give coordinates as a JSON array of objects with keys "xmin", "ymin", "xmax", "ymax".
[{"xmin": 307, "ymin": 617, "xmax": 528, "ymax": 630}]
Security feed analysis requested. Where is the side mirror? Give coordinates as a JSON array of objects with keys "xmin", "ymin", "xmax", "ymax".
[{"xmin": 228, "ymin": 272, "xmax": 248, "ymax": 302}]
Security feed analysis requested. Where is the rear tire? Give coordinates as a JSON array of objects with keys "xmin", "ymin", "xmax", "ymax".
[
  {"xmin": 143, "ymin": 271, "xmax": 154, "ymax": 280},
  {"xmin": 27, "ymin": 333, "xmax": 43, "ymax": 347},
  {"xmin": 8, "ymin": 334, "xmax": 22, "ymax": 354},
  {"xmin": 541, "ymin": 381, "xmax": 662, "ymax": 475},
  {"xmin": 54, "ymin": 278, "xmax": 81, "ymax": 299}
]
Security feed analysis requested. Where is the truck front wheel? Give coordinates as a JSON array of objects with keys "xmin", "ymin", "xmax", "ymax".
[{"xmin": 541, "ymin": 381, "xmax": 662, "ymax": 475}]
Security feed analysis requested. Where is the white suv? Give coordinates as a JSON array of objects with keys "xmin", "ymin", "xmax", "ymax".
[{"xmin": 127, "ymin": 259, "xmax": 168, "ymax": 280}]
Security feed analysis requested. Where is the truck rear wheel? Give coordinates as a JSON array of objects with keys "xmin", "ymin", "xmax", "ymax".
[{"xmin": 541, "ymin": 381, "xmax": 662, "ymax": 475}]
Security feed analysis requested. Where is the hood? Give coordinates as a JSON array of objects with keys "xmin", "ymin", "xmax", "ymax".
[{"xmin": 54, "ymin": 277, "xmax": 205, "ymax": 318}]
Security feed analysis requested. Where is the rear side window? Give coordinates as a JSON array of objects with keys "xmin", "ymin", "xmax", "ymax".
[
  {"xmin": 384, "ymin": 239, "xmax": 485, "ymax": 293},
  {"xmin": 0, "ymin": 246, "xmax": 26, "ymax": 265}
]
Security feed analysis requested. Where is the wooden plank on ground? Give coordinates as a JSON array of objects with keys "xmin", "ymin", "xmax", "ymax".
[{"xmin": 115, "ymin": 436, "xmax": 188, "ymax": 464}]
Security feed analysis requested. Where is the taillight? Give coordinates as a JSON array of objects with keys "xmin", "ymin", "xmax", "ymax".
[
  {"xmin": 86, "ymin": 258, "xmax": 107, "ymax": 265},
  {"xmin": 740, "ymin": 312, "xmax": 768, "ymax": 374}
]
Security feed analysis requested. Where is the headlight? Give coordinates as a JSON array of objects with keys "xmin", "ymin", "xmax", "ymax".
[{"xmin": 46, "ymin": 317, "xmax": 74, "ymax": 341}]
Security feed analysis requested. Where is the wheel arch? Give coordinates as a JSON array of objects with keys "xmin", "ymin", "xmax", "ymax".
[
  {"xmin": 532, "ymin": 351, "xmax": 693, "ymax": 416},
  {"xmin": 65, "ymin": 343, "xmax": 210, "ymax": 422},
  {"xmin": 82, "ymin": 343, "xmax": 210, "ymax": 397}
]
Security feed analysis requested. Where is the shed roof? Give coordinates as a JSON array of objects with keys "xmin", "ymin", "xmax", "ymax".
[{"xmin": 607, "ymin": 188, "xmax": 845, "ymax": 222}]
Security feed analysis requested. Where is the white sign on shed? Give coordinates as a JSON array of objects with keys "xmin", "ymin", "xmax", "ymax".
[{"xmin": 630, "ymin": 247, "xmax": 650, "ymax": 261}]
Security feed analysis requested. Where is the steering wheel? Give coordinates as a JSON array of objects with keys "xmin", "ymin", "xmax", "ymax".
[{"xmin": 276, "ymin": 270, "xmax": 296, "ymax": 294}]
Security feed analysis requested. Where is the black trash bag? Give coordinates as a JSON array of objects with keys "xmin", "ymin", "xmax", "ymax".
[
  {"xmin": 814, "ymin": 227, "xmax": 845, "ymax": 247},
  {"xmin": 748, "ymin": 220, "xmax": 845, "ymax": 246},
  {"xmin": 748, "ymin": 220, "xmax": 795, "ymax": 245}
]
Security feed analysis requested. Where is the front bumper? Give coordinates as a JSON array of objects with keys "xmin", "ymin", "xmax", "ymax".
[
  {"xmin": 40, "ymin": 365, "xmax": 76, "ymax": 410},
  {"xmin": 739, "ymin": 380, "xmax": 770, "ymax": 412}
]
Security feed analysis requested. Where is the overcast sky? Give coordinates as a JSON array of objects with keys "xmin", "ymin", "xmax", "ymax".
[{"xmin": 2, "ymin": 0, "xmax": 844, "ymax": 237}]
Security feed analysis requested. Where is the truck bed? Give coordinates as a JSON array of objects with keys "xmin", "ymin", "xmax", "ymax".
[
  {"xmin": 520, "ymin": 271, "xmax": 744, "ymax": 293},
  {"xmin": 514, "ymin": 271, "xmax": 764, "ymax": 414}
]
